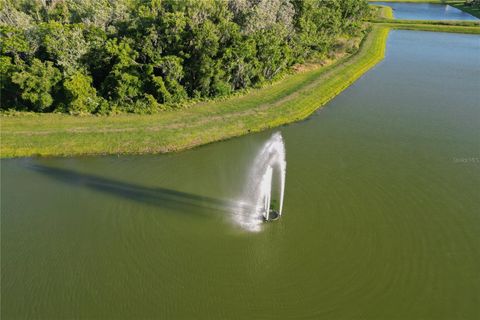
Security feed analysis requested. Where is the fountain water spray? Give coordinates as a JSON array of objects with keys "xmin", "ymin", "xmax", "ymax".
[{"xmin": 233, "ymin": 132, "xmax": 286, "ymax": 231}]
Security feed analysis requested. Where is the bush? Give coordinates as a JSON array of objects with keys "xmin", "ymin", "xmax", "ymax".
[
  {"xmin": 11, "ymin": 58, "xmax": 61, "ymax": 112},
  {"xmin": 63, "ymin": 71, "xmax": 100, "ymax": 113}
]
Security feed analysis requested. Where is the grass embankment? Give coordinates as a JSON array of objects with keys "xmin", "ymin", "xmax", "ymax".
[
  {"xmin": 375, "ymin": 5, "xmax": 395, "ymax": 19},
  {"xmin": 0, "ymin": 27, "xmax": 389, "ymax": 158},
  {"xmin": 376, "ymin": 21, "xmax": 480, "ymax": 33},
  {"xmin": 3, "ymin": 2, "xmax": 478, "ymax": 158}
]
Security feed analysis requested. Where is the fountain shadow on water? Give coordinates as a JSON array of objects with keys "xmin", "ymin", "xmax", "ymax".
[{"xmin": 29, "ymin": 164, "xmax": 242, "ymax": 217}]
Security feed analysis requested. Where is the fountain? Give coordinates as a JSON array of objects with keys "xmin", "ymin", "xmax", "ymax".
[{"xmin": 233, "ymin": 132, "xmax": 286, "ymax": 231}]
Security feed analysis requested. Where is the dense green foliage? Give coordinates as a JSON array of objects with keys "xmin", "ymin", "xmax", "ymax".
[
  {"xmin": 0, "ymin": 0, "xmax": 369, "ymax": 114},
  {"xmin": 1, "ymin": 26, "xmax": 388, "ymax": 158}
]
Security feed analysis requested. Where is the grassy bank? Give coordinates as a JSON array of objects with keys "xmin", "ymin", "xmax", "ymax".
[
  {"xmin": 374, "ymin": 18, "xmax": 480, "ymax": 33},
  {"xmin": 371, "ymin": 4, "xmax": 394, "ymax": 19},
  {"xmin": 376, "ymin": 21, "xmax": 480, "ymax": 33},
  {"xmin": 3, "ymin": 1, "xmax": 479, "ymax": 159},
  {"xmin": 372, "ymin": 19, "xmax": 480, "ymax": 26},
  {"xmin": 0, "ymin": 27, "xmax": 389, "ymax": 158}
]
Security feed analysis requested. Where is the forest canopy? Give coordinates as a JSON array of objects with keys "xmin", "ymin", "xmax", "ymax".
[{"xmin": 0, "ymin": 0, "xmax": 370, "ymax": 114}]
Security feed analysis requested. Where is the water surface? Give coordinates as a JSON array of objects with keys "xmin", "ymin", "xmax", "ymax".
[
  {"xmin": 2, "ymin": 31, "xmax": 480, "ymax": 319},
  {"xmin": 373, "ymin": 2, "xmax": 479, "ymax": 20}
]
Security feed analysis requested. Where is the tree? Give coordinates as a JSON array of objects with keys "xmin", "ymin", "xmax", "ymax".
[
  {"xmin": 228, "ymin": 0, "xmax": 295, "ymax": 35},
  {"xmin": 100, "ymin": 37, "xmax": 144, "ymax": 107},
  {"xmin": 0, "ymin": 1, "xmax": 34, "ymax": 30},
  {"xmin": 0, "ymin": 0, "xmax": 371, "ymax": 114},
  {"xmin": 40, "ymin": 22, "xmax": 88, "ymax": 75},
  {"xmin": 184, "ymin": 16, "xmax": 221, "ymax": 97},
  {"xmin": 63, "ymin": 70, "xmax": 100, "ymax": 113},
  {"xmin": 150, "ymin": 55, "xmax": 187, "ymax": 104},
  {"xmin": 222, "ymin": 37, "xmax": 259, "ymax": 89},
  {"xmin": 11, "ymin": 58, "xmax": 61, "ymax": 111}
]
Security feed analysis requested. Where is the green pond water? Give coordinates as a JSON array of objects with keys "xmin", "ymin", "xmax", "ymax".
[{"xmin": 2, "ymin": 30, "xmax": 480, "ymax": 319}]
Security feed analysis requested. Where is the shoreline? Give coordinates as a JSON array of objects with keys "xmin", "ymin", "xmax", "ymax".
[
  {"xmin": 375, "ymin": 21, "xmax": 480, "ymax": 33},
  {"xmin": 2, "ymin": 2, "xmax": 479, "ymax": 159},
  {"xmin": 1, "ymin": 26, "xmax": 389, "ymax": 158}
]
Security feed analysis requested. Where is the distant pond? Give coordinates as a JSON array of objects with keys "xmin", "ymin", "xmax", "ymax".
[{"xmin": 373, "ymin": 2, "xmax": 479, "ymax": 20}]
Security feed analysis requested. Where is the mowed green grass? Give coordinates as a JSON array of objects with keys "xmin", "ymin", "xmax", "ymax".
[
  {"xmin": 3, "ymin": 0, "xmax": 478, "ymax": 159},
  {"xmin": 374, "ymin": 5, "xmax": 394, "ymax": 19},
  {"xmin": 375, "ymin": 20, "xmax": 480, "ymax": 33},
  {"xmin": 1, "ymin": 27, "xmax": 389, "ymax": 158},
  {"xmin": 378, "ymin": 24, "xmax": 480, "ymax": 33},
  {"xmin": 373, "ymin": 19, "xmax": 480, "ymax": 26}
]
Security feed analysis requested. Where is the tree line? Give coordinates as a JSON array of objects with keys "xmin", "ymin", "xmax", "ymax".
[{"xmin": 0, "ymin": 0, "xmax": 369, "ymax": 114}]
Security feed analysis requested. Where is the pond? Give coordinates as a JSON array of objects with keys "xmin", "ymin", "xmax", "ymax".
[
  {"xmin": 2, "ymin": 30, "xmax": 479, "ymax": 319},
  {"xmin": 373, "ymin": 2, "xmax": 479, "ymax": 20}
]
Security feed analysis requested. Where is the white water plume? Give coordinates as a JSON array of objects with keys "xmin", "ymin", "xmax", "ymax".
[{"xmin": 233, "ymin": 132, "xmax": 286, "ymax": 232}]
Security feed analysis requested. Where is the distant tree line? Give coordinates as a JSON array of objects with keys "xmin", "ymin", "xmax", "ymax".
[{"xmin": 0, "ymin": 0, "xmax": 369, "ymax": 114}]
